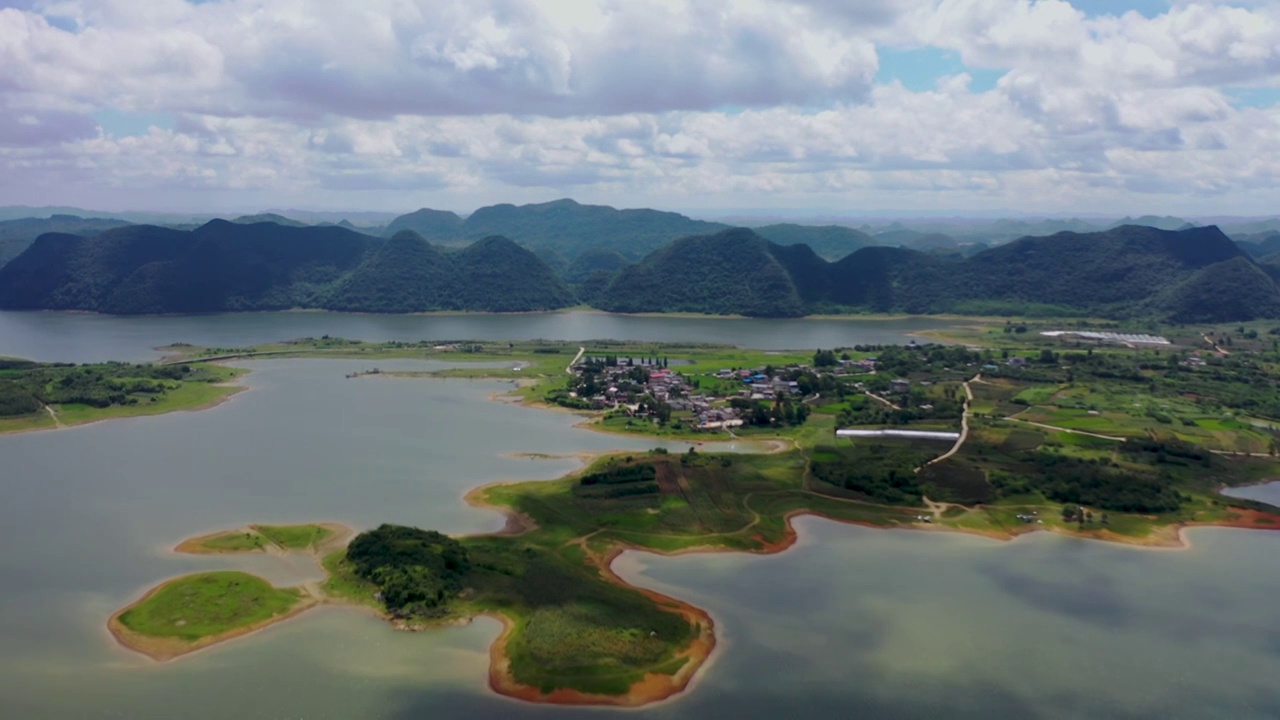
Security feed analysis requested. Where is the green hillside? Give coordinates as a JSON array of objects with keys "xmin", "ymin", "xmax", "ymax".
[
  {"xmin": 563, "ymin": 247, "xmax": 632, "ymax": 283},
  {"xmin": 596, "ymin": 228, "xmax": 806, "ymax": 317},
  {"xmin": 326, "ymin": 231, "xmax": 455, "ymax": 312},
  {"xmin": 449, "ymin": 236, "xmax": 576, "ymax": 311},
  {"xmin": 0, "ymin": 221, "xmax": 572, "ymax": 314},
  {"xmin": 598, "ymin": 224, "xmax": 1279, "ymax": 321},
  {"xmin": 960, "ymin": 225, "xmax": 1246, "ymax": 314},
  {"xmin": 0, "ymin": 215, "xmax": 131, "ymax": 269},
  {"xmin": 3, "ymin": 216, "xmax": 1277, "ymax": 322},
  {"xmin": 1155, "ymin": 256, "xmax": 1280, "ymax": 323}
]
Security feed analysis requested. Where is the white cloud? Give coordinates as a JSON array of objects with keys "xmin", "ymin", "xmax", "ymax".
[{"xmin": 0, "ymin": 0, "xmax": 1279, "ymax": 214}]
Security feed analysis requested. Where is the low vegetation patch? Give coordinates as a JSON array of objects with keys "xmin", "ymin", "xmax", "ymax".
[
  {"xmin": 252, "ymin": 524, "xmax": 333, "ymax": 550},
  {"xmin": 116, "ymin": 571, "xmax": 301, "ymax": 642}
]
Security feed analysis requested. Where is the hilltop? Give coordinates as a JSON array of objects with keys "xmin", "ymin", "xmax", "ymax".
[
  {"xmin": 382, "ymin": 198, "xmax": 726, "ymax": 259},
  {"xmin": 0, "ymin": 215, "xmax": 131, "ymax": 268}
]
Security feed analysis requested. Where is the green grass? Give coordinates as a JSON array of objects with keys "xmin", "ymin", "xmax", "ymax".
[
  {"xmin": 320, "ymin": 551, "xmax": 382, "ymax": 609},
  {"xmin": 0, "ymin": 413, "xmax": 55, "ymax": 433},
  {"xmin": 1013, "ymin": 386, "xmax": 1061, "ymax": 405},
  {"xmin": 117, "ymin": 571, "xmax": 300, "ymax": 641},
  {"xmin": 252, "ymin": 524, "xmax": 332, "ymax": 550},
  {"xmin": 198, "ymin": 532, "xmax": 267, "ymax": 552}
]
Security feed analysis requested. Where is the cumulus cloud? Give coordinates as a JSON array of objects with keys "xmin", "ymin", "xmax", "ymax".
[
  {"xmin": 2, "ymin": 0, "xmax": 879, "ymax": 118},
  {"xmin": 0, "ymin": 0, "xmax": 1278, "ymax": 214}
]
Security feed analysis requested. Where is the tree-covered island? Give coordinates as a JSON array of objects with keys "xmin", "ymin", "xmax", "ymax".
[{"xmin": 99, "ymin": 319, "xmax": 1280, "ymax": 705}]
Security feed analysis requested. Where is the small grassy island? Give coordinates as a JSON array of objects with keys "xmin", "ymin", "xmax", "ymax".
[
  {"xmin": 176, "ymin": 523, "xmax": 344, "ymax": 554},
  {"xmin": 111, "ymin": 524, "xmax": 350, "ymax": 660},
  {"xmin": 110, "ymin": 572, "xmax": 311, "ymax": 661},
  {"xmin": 99, "ymin": 319, "xmax": 1280, "ymax": 705}
]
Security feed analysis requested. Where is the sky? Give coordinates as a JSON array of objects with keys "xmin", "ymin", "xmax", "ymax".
[{"xmin": 1, "ymin": 0, "xmax": 1279, "ymax": 217}]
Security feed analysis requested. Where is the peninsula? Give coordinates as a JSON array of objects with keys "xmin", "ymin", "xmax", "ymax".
[
  {"xmin": 103, "ymin": 320, "xmax": 1280, "ymax": 706},
  {"xmin": 0, "ymin": 358, "xmax": 243, "ymax": 434}
]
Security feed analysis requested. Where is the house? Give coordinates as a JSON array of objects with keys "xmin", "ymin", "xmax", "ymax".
[
  {"xmin": 890, "ymin": 379, "xmax": 910, "ymax": 394},
  {"xmin": 1008, "ymin": 356, "xmax": 1028, "ymax": 368}
]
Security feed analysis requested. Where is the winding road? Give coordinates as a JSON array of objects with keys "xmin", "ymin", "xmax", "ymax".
[{"xmin": 919, "ymin": 374, "xmax": 978, "ymax": 470}]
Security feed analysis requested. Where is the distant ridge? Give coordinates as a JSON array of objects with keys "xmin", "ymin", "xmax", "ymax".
[
  {"xmin": 598, "ymin": 224, "xmax": 1279, "ymax": 321},
  {"xmin": 232, "ymin": 213, "xmax": 308, "ymax": 227},
  {"xmin": 2, "ymin": 211, "xmax": 1279, "ymax": 322},
  {"xmin": 0, "ymin": 215, "xmax": 131, "ymax": 268},
  {"xmin": 383, "ymin": 198, "xmax": 726, "ymax": 259}
]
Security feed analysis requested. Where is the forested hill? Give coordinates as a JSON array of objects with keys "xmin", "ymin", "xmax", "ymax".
[
  {"xmin": 0, "ymin": 221, "xmax": 574, "ymax": 314},
  {"xmin": 3, "ymin": 219, "xmax": 1277, "ymax": 321},
  {"xmin": 598, "ymin": 224, "xmax": 1280, "ymax": 321},
  {"xmin": 384, "ymin": 198, "xmax": 727, "ymax": 258},
  {"xmin": 0, "ymin": 215, "xmax": 130, "ymax": 268}
]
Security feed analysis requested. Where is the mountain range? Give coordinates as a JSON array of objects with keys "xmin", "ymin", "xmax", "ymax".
[
  {"xmin": 596, "ymin": 225, "xmax": 1280, "ymax": 321},
  {"xmin": 0, "ymin": 221, "xmax": 573, "ymax": 314},
  {"xmin": 3, "ymin": 205, "xmax": 1280, "ymax": 322}
]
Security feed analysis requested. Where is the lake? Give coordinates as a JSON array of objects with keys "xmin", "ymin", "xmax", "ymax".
[
  {"xmin": 2, "ymin": 319, "xmax": 1280, "ymax": 719},
  {"xmin": 0, "ymin": 310, "xmax": 960, "ymax": 362}
]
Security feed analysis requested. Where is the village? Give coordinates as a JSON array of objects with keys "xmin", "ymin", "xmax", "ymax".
[{"xmin": 561, "ymin": 352, "xmax": 877, "ymax": 432}]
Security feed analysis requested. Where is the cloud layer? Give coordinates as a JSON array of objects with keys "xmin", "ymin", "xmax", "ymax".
[{"xmin": 1, "ymin": 0, "xmax": 1278, "ymax": 214}]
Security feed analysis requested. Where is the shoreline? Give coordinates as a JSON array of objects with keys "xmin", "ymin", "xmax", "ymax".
[
  {"xmin": 93, "ymin": 349, "xmax": 1280, "ymax": 706},
  {"xmin": 452, "ymin": 477, "xmax": 1280, "ymax": 706},
  {"xmin": 463, "ymin": 481, "xmax": 717, "ymax": 707}
]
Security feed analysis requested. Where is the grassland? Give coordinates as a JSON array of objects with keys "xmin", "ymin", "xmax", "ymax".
[
  {"xmin": 109, "ymin": 571, "xmax": 312, "ymax": 661},
  {"xmin": 175, "ymin": 523, "xmax": 343, "ymax": 554}
]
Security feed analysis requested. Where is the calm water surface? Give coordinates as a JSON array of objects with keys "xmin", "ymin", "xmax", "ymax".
[
  {"xmin": 0, "ymin": 310, "xmax": 959, "ymax": 362},
  {"xmin": 1221, "ymin": 481, "xmax": 1280, "ymax": 507},
  {"xmin": 1, "ymin": 323, "xmax": 1279, "ymax": 719}
]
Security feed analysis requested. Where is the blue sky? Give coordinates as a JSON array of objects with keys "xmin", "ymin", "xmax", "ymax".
[
  {"xmin": 1, "ymin": 0, "xmax": 1278, "ymax": 216},
  {"xmin": 1070, "ymin": 0, "xmax": 1171, "ymax": 18},
  {"xmin": 877, "ymin": 47, "xmax": 1005, "ymax": 93}
]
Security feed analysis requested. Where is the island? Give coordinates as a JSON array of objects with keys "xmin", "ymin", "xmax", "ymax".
[
  {"xmin": 109, "ymin": 524, "xmax": 349, "ymax": 660},
  {"xmin": 99, "ymin": 320, "xmax": 1280, "ymax": 705},
  {"xmin": 176, "ymin": 523, "xmax": 349, "ymax": 555}
]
